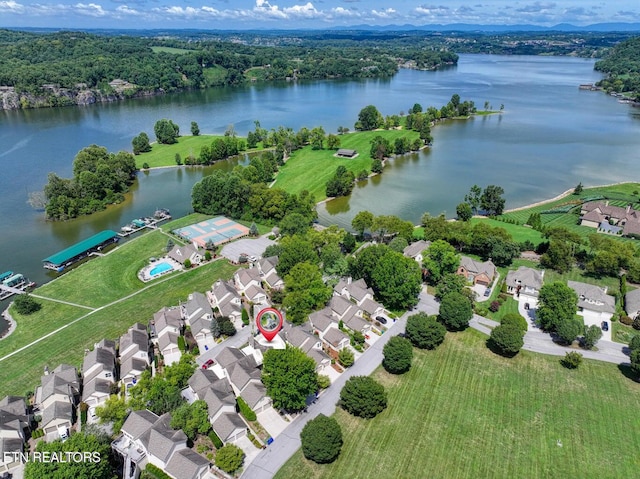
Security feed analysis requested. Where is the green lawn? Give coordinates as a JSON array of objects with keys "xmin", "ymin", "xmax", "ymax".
[
  {"xmin": 34, "ymin": 231, "xmax": 170, "ymax": 308},
  {"xmin": 151, "ymin": 46, "xmax": 194, "ymax": 54},
  {"xmin": 272, "ymin": 129, "xmax": 421, "ymax": 201},
  {"xmin": 203, "ymin": 65, "xmax": 228, "ymax": 86},
  {"xmin": 0, "ymin": 260, "xmax": 236, "ymax": 398},
  {"xmin": 135, "ymin": 136, "xmax": 225, "ymax": 168},
  {"xmin": 276, "ymin": 330, "xmax": 640, "ymax": 479},
  {"xmin": 470, "ymin": 218, "xmax": 545, "ymax": 245}
]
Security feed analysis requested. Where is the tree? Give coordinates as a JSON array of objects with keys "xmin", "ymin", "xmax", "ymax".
[
  {"xmin": 371, "ymin": 158, "xmax": 384, "ymax": 173},
  {"xmin": 170, "ymin": 400, "xmax": 210, "ymax": 440},
  {"xmin": 24, "ymin": 430, "xmax": 113, "ymax": 479},
  {"xmin": 489, "ymin": 323, "xmax": 524, "ymax": 356},
  {"xmin": 464, "ymin": 184, "xmax": 482, "ymax": 214},
  {"xmin": 249, "ymin": 222, "xmax": 259, "ymax": 237},
  {"xmin": 132, "ymin": 132, "xmax": 151, "ymax": 154},
  {"xmin": 439, "ymin": 292, "xmax": 473, "ymax": 331},
  {"xmin": 540, "ymin": 240, "xmax": 574, "ymax": 273},
  {"xmin": 352, "ymin": 210, "xmax": 375, "ymax": 238},
  {"xmin": 283, "ymin": 262, "xmax": 331, "ymax": 325},
  {"xmin": 389, "ymin": 236, "xmax": 409, "ymax": 253},
  {"xmin": 556, "ymin": 315, "xmax": 583, "ymax": 345},
  {"xmin": 215, "ymin": 444, "xmax": 245, "ymax": 474},
  {"xmin": 423, "ymin": 239, "xmax": 460, "ymax": 284},
  {"xmin": 405, "ymin": 312, "xmax": 446, "ymax": 349},
  {"xmin": 369, "ymin": 136, "xmax": 392, "ymax": 160},
  {"xmin": 456, "ymin": 202, "xmax": 473, "ymax": 221},
  {"xmin": 370, "ymin": 251, "xmax": 422, "ymax": 310},
  {"xmin": 95, "ymin": 395, "xmax": 128, "ymax": 434},
  {"xmin": 342, "ymin": 232, "xmax": 356, "ymax": 253},
  {"xmin": 338, "ymin": 348, "xmax": 354, "ymax": 368},
  {"xmin": 327, "ymin": 133, "xmax": 341, "ymax": 150},
  {"xmin": 582, "ymin": 324, "xmax": 603, "ymax": 349},
  {"xmin": 501, "ymin": 313, "xmax": 528, "ymax": 333},
  {"xmin": 154, "ymin": 119, "xmax": 180, "ymax": 144},
  {"xmin": 262, "ymin": 346, "xmax": 318, "ymax": 411},
  {"xmin": 300, "ymin": 414, "xmax": 343, "ymax": 464},
  {"xmin": 310, "ymin": 126, "xmax": 326, "ymax": 150},
  {"xmin": 561, "ymin": 351, "xmax": 583, "ymax": 369},
  {"xmin": 276, "ymin": 235, "xmax": 319, "ymax": 277},
  {"xmin": 339, "ymin": 376, "xmax": 387, "ymax": 419},
  {"xmin": 190, "ymin": 121, "xmax": 200, "ymax": 136},
  {"xmin": 537, "ymin": 282, "xmax": 578, "ymax": 332},
  {"xmin": 434, "ymin": 273, "xmax": 466, "ymax": 301},
  {"xmin": 573, "ymin": 182, "xmax": 583, "ymax": 195},
  {"xmin": 382, "ymin": 336, "xmax": 413, "ymax": 374},
  {"xmin": 480, "ymin": 185, "xmax": 506, "ymax": 216},
  {"xmin": 356, "ymin": 105, "xmax": 383, "ymax": 131},
  {"xmin": 13, "ymin": 294, "xmax": 42, "ymax": 315},
  {"xmin": 219, "ymin": 316, "xmax": 236, "ymax": 336},
  {"xmin": 280, "ymin": 212, "xmax": 311, "ymax": 236}
]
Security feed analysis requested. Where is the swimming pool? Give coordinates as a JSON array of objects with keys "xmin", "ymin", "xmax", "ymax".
[{"xmin": 149, "ymin": 262, "xmax": 174, "ymax": 277}]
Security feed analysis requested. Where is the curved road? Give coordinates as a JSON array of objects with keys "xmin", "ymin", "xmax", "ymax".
[{"xmin": 242, "ymin": 290, "xmax": 629, "ymax": 479}]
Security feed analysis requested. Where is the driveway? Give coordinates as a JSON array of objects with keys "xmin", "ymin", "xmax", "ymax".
[
  {"xmin": 257, "ymin": 407, "xmax": 290, "ymax": 439},
  {"xmin": 579, "ymin": 310, "xmax": 612, "ymax": 342},
  {"xmin": 515, "ymin": 295, "xmax": 539, "ymax": 331}
]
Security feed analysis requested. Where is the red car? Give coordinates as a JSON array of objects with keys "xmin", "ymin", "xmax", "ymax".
[{"xmin": 202, "ymin": 359, "xmax": 214, "ymax": 369}]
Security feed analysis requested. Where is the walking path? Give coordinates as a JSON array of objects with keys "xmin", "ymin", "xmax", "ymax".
[{"xmin": 242, "ymin": 290, "xmax": 630, "ymax": 479}]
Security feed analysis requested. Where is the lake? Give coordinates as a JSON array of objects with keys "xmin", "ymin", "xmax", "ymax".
[{"xmin": 1, "ymin": 54, "xmax": 639, "ymax": 319}]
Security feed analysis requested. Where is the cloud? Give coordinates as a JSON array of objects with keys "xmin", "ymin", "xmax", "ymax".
[
  {"xmin": 0, "ymin": 0, "xmax": 25, "ymax": 13},
  {"xmin": 330, "ymin": 6, "xmax": 360, "ymax": 18},
  {"xmin": 515, "ymin": 2, "xmax": 557, "ymax": 14},
  {"xmin": 115, "ymin": 5, "xmax": 143, "ymax": 15},
  {"xmin": 370, "ymin": 8, "xmax": 396, "ymax": 19},
  {"xmin": 74, "ymin": 3, "xmax": 107, "ymax": 17}
]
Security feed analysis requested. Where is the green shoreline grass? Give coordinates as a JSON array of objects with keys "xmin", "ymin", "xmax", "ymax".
[{"xmin": 276, "ymin": 330, "xmax": 640, "ymax": 479}]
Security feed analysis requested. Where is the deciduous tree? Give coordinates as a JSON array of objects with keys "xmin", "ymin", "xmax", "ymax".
[
  {"xmin": 262, "ymin": 346, "xmax": 318, "ymax": 411},
  {"xmin": 423, "ymin": 240, "xmax": 460, "ymax": 284},
  {"xmin": 439, "ymin": 292, "xmax": 473, "ymax": 331},
  {"xmin": 339, "ymin": 376, "xmax": 387, "ymax": 419},
  {"xmin": 300, "ymin": 414, "xmax": 343, "ymax": 464},
  {"xmin": 215, "ymin": 444, "xmax": 245, "ymax": 474},
  {"xmin": 382, "ymin": 336, "xmax": 413, "ymax": 374},
  {"xmin": 405, "ymin": 312, "xmax": 446, "ymax": 349},
  {"xmin": 489, "ymin": 323, "xmax": 524, "ymax": 356},
  {"xmin": 283, "ymin": 262, "xmax": 331, "ymax": 325}
]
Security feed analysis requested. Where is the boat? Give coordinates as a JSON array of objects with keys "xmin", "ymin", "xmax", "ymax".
[{"xmin": 154, "ymin": 208, "xmax": 171, "ymax": 219}]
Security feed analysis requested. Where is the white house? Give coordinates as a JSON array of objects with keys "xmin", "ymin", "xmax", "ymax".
[
  {"xmin": 152, "ymin": 307, "xmax": 183, "ymax": 366},
  {"xmin": 168, "ymin": 243, "xmax": 203, "ymax": 266},
  {"xmin": 506, "ymin": 266, "xmax": 544, "ymax": 305},
  {"xmin": 568, "ymin": 280, "xmax": 615, "ymax": 327},
  {"xmin": 34, "ymin": 364, "xmax": 79, "ymax": 442},
  {"xmin": 183, "ymin": 292, "xmax": 216, "ymax": 352},
  {"xmin": 403, "ymin": 240, "xmax": 431, "ymax": 263},
  {"xmin": 119, "ymin": 324, "xmax": 150, "ymax": 392},
  {"xmin": 234, "ymin": 268, "xmax": 262, "ymax": 294},
  {"xmin": 256, "ymin": 256, "xmax": 284, "ymax": 290},
  {"xmin": 210, "ymin": 280, "xmax": 243, "ymax": 326}
]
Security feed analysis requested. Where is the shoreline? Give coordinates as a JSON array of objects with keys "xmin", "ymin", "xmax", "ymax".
[{"xmin": 0, "ymin": 307, "xmax": 16, "ymax": 340}]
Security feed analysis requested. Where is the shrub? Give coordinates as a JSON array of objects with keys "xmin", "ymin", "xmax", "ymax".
[
  {"xmin": 338, "ymin": 348, "xmax": 354, "ymax": 368},
  {"xmin": 219, "ymin": 317, "xmax": 236, "ymax": 337},
  {"xmin": 145, "ymin": 464, "xmax": 172, "ymax": 479},
  {"xmin": 183, "ymin": 259, "xmax": 192, "ymax": 269},
  {"xmin": 561, "ymin": 351, "xmax": 583, "ymax": 369},
  {"xmin": 633, "ymin": 317, "xmax": 640, "ymax": 331},
  {"xmin": 215, "ymin": 444, "xmax": 245, "ymax": 474},
  {"xmin": 177, "ymin": 336, "xmax": 186, "ymax": 352},
  {"xmin": 489, "ymin": 301, "xmax": 501, "ymax": 312},
  {"xmin": 142, "ymin": 162, "xmax": 150, "ymax": 169},
  {"xmin": 501, "ymin": 313, "xmax": 528, "ymax": 333},
  {"xmin": 237, "ymin": 396, "xmax": 257, "ymax": 421},
  {"xmin": 620, "ymin": 315, "xmax": 633, "ymax": 325},
  {"xmin": 629, "ymin": 334, "xmax": 640, "ymax": 352},
  {"xmin": 204, "ymin": 251, "xmax": 212, "ymax": 261},
  {"xmin": 489, "ymin": 323, "xmax": 524, "ymax": 356},
  {"xmin": 317, "ymin": 374, "xmax": 331, "ymax": 389},
  {"xmin": 300, "ymin": 414, "xmax": 343, "ymax": 464},
  {"xmin": 209, "ymin": 430, "xmax": 223, "ymax": 449},
  {"xmin": 13, "ymin": 294, "xmax": 42, "ymax": 315},
  {"xmin": 340, "ymin": 376, "xmax": 387, "ymax": 419},
  {"xmin": 241, "ymin": 308, "xmax": 250, "ymax": 326},
  {"xmin": 439, "ymin": 292, "xmax": 473, "ymax": 331},
  {"xmin": 405, "ymin": 312, "xmax": 446, "ymax": 350},
  {"xmin": 382, "ymin": 336, "xmax": 413, "ymax": 374},
  {"xmin": 582, "ymin": 324, "xmax": 603, "ymax": 349}
]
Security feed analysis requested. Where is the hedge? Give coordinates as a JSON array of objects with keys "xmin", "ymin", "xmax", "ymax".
[
  {"xmin": 237, "ymin": 396, "xmax": 257, "ymax": 421},
  {"xmin": 209, "ymin": 430, "xmax": 223, "ymax": 449},
  {"xmin": 145, "ymin": 463, "xmax": 173, "ymax": 479}
]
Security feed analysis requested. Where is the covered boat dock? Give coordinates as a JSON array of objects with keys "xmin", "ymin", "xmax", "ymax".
[{"xmin": 42, "ymin": 230, "xmax": 119, "ymax": 272}]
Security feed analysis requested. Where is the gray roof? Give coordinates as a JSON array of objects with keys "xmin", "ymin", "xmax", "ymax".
[
  {"xmin": 214, "ymin": 347, "xmax": 246, "ymax": 369},
  {"xmin": 191, "ymin": 315, "xmax": 212, "ymax": 337},
  {"xmin": 403, "ymin": 240, "xmax": 431, "ymax": 258},
  {"xmin": 212, "ymin": 280, "xmax": 238, "ymax": 303},
  {"xmin": 188, "ymin": 368, "xmax": 221, "ymax": 397},
  {"xmin": 329, "ymin": 295, "xmax": 356, "ymax": 318},
  {"xmin": 283, "ymin": 324, "xmax": 318, "ymax": 354},
  {"xmin": 158, "ymin": 331, "xmax": 180, "ymax": 352},
  {"xmin": 235, "ymin": 268, "xmax": 261, "ymax": 289},
  {"xmin": 505, "ymin": 266, "xmax": 544, "ymax": 290},
  {"xmin": 360, "ymin": 297, "xmax": 383, "ymax": 316},
  {"xmin": 0, "ymin": 437, "xmax": 24, "ymax": 456},
  {"xmin": 41, "ymin": 400, "xmax": 72, "ymax": 428},
  {"xmin": 568, "ymin": 281, "xmax": 615, "ymax": 314},
  {"xmin": 121, "ymin": 409, "xmax": 159, "ymax": 440},
  {"xmin": 323, "ymin": 328, "xmax": 349, "ymax": 348},
  {"xmin": 119, "ymin": 327, "xmax": 149, "ymax": 361},
  {"xmin": 240, "ymin": 382, "xmax": 267, "ymax": 410},
  {"xmin": 228, "ymin": 357, "xmax": 261, "ymax": 392},
  {"xmin": 184, "ymin": 292, "xmax": 213, "ymax": 322},
  {"xmin": 168, "ymin": 243, "xmax": 199, "ymax": 265},
  {"xmin": 307, "ymin": 348, "xmax": 330, "ymax": 367},
  {"xmin": 245, "ymin": 284, "xmax": 268, "ymax": 302},
  {"xmin": 459, "ymin": 256, "xmax": 496, "ymax": 279},
  {"xmin": 203, "ymin": 387, "xmax": 235, "ymax": 418},
  {"xmin": 0, "ymin": 396, "xmax": 27, "ymax": 418},
  {"xmin": 40, "ymin": 366, "xmax": 79, "ymax": 403},
  {"xmin": 625, "ymin": 288, "xmax": 640, "ymax": 316},
  {"xmin": 0, "ymin": 410, "xmax": 24, "ymax": 432},
  {"xmin": 258, "ymin": 256, "xmax": 279, "ymax": 275},
  {"xmin": 120, "ymin": 357, "xmax": 148, "ymax": 379},
  {"xmin": 95, "ymin": 339, "xmax": 116, "ymax": 356},
  {"xmin": 219, "ymin": 298, "xmax": 241, "ymax": 319},
  {"xmin": 344, "ymin": 313, "xmax": 369, "ymax": 332},
  {"xmin": 165, "ymin": 448, "xmax": 210, "ymax": 479},
  {"xmin": 82, "ymin": 378, "xmax": 112, "ymax": 401},
  {"xmin": 82, "ymin": 347, "xmax": 115, "ymax": 382},
  {"xmin": 212, "ymin": 412, "xmax": 246, "ymax": 442},
  {"xmin": 139, "ymin": 413, "xmax": 187, "ymax": 464},
  {"xmin": 153, "ymin": 307, "xmax": 182, "ymax": 334},
  {"xmin": 309, "ymin": 308, "xmax": 336, "ymax": 332}
]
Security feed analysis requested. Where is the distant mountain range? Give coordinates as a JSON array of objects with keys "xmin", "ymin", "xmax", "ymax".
[{"xmin": 330, "ymin": 23, "xmax": 640, "ymax": 33}]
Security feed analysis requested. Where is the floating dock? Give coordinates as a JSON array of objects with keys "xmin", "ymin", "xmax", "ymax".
[
  {"xmin": 0, "ymin": 271, "xmax": 35, "ymax": 300},
  {"xmin": 118, "ymin": 208, "xmax": 171, "ymax": 238},
  {"xmin": 42, "ymin": 230, "xmax": 120, "ymax": 272}
]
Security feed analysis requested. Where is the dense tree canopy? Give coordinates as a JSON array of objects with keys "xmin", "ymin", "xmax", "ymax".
[
  {"xmin": 215, "ymin": 444, "xmax": 245, "ymax": 474},
  {"xmin": 262, "ymin": 346, "xmax": 318, "ymax": 411},
  {"xmin": 489, "ymin": 323, "xmax": 524, "ymax": 356},
  {"xmin": 537, "ymin": 282, "xmax": 578, "ymax": 332},
  {"xmin": 405, "ymin": 312, "xmax": 447, "ymax": 349},
  {"xmin": 340, "ymin": 376, "xmax": 387, "ymax": 419},
  {"xmin": 423, "ymin": 240, "xmax": 460, "ymax": 284},
  {"xmin": 301, "ymin": 414, "xmax": 343, "ymax": 464},
  {"xmin": 282, "ymin": 262, "xmax": 332, "ymax": 325},
  {"xmin": 382, "ymin": 336, "xmax": 413, "ymax": 374},
  {"xmin": 170, "ymin": 400, "xmax": 211, "ymax": 440},
  {"xmin": 439, "ymin": 292, "xmax": 473, "ymax": 331}
]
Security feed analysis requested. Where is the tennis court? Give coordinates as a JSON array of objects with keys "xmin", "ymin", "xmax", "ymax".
[{"xmin": 172, "ymin": 216, "xmax": 250, "ymax": 248}]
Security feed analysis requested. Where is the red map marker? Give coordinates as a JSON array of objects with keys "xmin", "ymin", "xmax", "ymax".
[{"xmin": 256, "ymin": 307, "xmax": 283, "ymax": 342}]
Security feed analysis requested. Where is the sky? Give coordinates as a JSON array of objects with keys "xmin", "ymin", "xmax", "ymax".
[{"xmin": 1, "ymin": 0, "xmax": 639, "ymax": 30}]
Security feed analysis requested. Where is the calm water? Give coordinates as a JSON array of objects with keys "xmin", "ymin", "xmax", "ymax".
[{"xmin": 1, "ymin": 54, "xmax": 639, "ymax": 320}]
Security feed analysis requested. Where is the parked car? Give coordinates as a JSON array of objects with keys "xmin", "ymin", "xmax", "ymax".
[
  {"xmin": 376, "ymin": 315, "xmax": 388, "ymax": 324},
  {"xmin": 249, "ymin": 255, "xmax": 257, "ymax": 262},
  {"xmin": 524, "ymin": 303, "xmax": 530, "ymax": 310},
  {"xmin": 484, "ymin": 288, "xmax": 491, "ymax": 297},
  {"xmin": 601, "ymin": 321, "xmax": 609, "ymax": 332},
  {"xmin": 202, "ymin": 359, "xmax": 214, "ymax": 369}
]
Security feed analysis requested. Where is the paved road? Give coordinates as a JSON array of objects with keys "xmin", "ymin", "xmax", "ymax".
[{"xmin": 241, "ymin": 289, "xmax": 630, "ymax": 478}]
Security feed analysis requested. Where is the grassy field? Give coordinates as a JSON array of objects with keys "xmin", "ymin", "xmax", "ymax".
[
  {"xmin": 273, "ymin": 129, "xmax": 421, "ymax": 200},
  {"xmin": 135, "ymin": 135, "xmax": 226, "ymax": 168},
  {"xmin": 151, "ymin": 46, "xmax": 194, "ymax": 54},
  {"xmin": 276, "ymin": 330, "xmax": 640, "ymax": 479},
  {"xmin": 203, "ymin": 65, "xmax": 228, "ymax": 86},
  {"xmin": 0, "ymin": 260, "xmax": 236, "ymax": 398},
  {"xmin": 470, "ymin": 217, "xmax": 545, "ymax": 245}
]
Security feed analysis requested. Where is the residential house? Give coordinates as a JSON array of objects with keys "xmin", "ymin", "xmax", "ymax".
[
  {"xmin": 505, "ymin": 266, "xmax": 544, "ymax": 303},
  {"xmin": 210, "ymin": 280, "xmax": 243, "ymax": 326},
  {"xmin": 234, "ymin": 268, "xmax": 262, "ymax": 295},
  {"xmin": 0, "ymin": 396, "xmax": 29, "ymax": 475},
  {"xmin": 82, "ymin": 343, "xmax": 117, "ymax": 420},
  {"xmin": 403, "ymin": 240, "xmax": 431, "ymax": 263},
  {"xmin": 152, "ymin": 307, "xmax": 183, "ymax": 366},
  {"xmin": 112, "ymin": 410, "xmax": 204, "ymax": 479},
  {"xmin": 168, "ymin": 243, "xmax": 202, "ymax": 266},
  {"xmin": 34, "ymin": 364, "xmax": 79, "ymax": 441},
  {"xmin": 625, "ymin": 288, "xmax": 640, "ymax": 319},
  {"xmin": 227, "ymin": 356, "xmax": 272, "ymax": 414},
  {"xmin": 281, "ymin": 322, "xmax": 331, "ymax": 373},
  {"xmin": 119, "ymin": 324, "xmax": 150, "ymax": 392},
  {"xmin": 568, "ymin": 281, "xmax": 615, "ymax": 326},
  {"xmin": 457, "ymin": 256, "xmax": 496, "ymax": 286},
  {"xmin": 182, "ymin": 292, "xmax": 216, "ymax": 353},
  {"xmin": 322, "ymin": 328, "xmax": 351, "ymax": 353},
  {"xmin": 309, "ymin": 308, "xmax": 349, "ymax": 352},
  {"xmin": 329, "ymin": 295, "xmax": 371, "ymax": 334},
  {"xmin": 580, "ymin": 201, "xmax": 640, "ymax": 237},
  {"xmin": 256, "ymin": 256, "xmax": 284, "ymax": 290},
  {"xmin": 244, "ymin": 284, "xmax": 269, "ymax": 306},
  {"xmin": 334, "ymin": 277, "xmax": 386, "ymax": 320}
]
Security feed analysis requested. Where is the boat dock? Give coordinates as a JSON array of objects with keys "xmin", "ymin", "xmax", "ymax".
[
  {"xmin": 42, "ymin": 230, "xmax": 120, "ymax": 272},
  {"xmin": 118, "ymin": 208, "xmax": 172, "ymax": 238},
  {"xmin": 0, "ymin": 272, "xmax": 34, "ymax": 300}
]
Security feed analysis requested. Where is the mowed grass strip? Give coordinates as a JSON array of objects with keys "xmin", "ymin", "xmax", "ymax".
[
  {"xmin": 0, "ymin": 260, "xmax": 236, "ymax": 398},
  {"xmin": 275, "ymin": 330, "xmax": 640, "ymax": 479},
  {"xmin": 273, "ymin": 129, "xmax": 421, "ymax": 201},
  {"xmin": 470, "ymin": 217, "xmax": 545, "ymax": 245},
  {"xmin": 35, "ymin": 231, "xmax": 169, "ymax": 308}
]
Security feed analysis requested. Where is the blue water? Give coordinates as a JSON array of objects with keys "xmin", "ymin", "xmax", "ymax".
[{"xmin": 149, "ymin": 262, "xmax": 173, "ymax": 277}]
